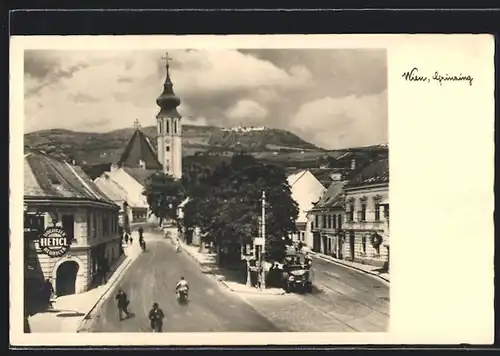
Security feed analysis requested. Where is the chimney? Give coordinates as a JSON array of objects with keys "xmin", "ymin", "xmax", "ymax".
[{"xmin": 350, "ymin": 158, "xmax": 356, "ymax": 170}]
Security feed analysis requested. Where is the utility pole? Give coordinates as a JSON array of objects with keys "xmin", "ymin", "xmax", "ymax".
[{"xmin": 260, "ymin": 191, "xmax": 266, "ymax": 290}]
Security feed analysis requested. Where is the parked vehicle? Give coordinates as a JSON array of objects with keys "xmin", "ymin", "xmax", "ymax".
[
  {"xmin": 285, "ymin": 265, "xmax": 313, "ymax": 293},
  {"xmin": 281, "ymin": 250, "xmax": 313, "ymax": 293}
]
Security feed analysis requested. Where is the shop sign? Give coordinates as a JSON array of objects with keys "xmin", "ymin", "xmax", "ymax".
[{"xmin": 36, "ymin": 227, "xmax": 72, "ymax": 258}]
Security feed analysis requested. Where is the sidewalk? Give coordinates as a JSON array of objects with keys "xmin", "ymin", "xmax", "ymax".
[
  {"xmin": 176, "ymin": 239, "xmax": 285, "ymax": 296},
  {"xmin": 28, "ymin": 234, "xmax": 143, "ymax": 333},
  {"xmin": 309, "ymin": 251, "xmax": 390, "ymax": 284}
]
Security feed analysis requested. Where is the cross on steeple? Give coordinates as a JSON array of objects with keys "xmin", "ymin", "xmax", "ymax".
[
  {"xmin": 133, "ymin": 119, "xmax": 141, "ymax": 130},
  {"xmin": 162, "ymin": 52, "xmax": 173, "ymax": 69}
]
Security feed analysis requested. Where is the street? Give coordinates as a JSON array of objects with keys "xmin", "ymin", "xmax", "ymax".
[
  {"xmin": 86, "ymin": 233, "xmax": 279, "ymax": 332},
  {"xmin": 85, "ymin": 232, "xmax": 389, "ymax": 333},
  {"xmin": 238, "ymin": 256, "xmax": 389, "ymax": 332}
]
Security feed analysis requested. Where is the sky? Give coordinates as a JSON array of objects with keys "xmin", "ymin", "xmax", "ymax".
[{"xmin": 24, "ymin": 49, "xmax": 388, "ymax": 150}]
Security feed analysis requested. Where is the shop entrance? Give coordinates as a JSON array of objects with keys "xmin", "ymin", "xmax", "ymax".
[{"xmin": 56, "ymin": 261, "xmax": 79, "ymax": 296}]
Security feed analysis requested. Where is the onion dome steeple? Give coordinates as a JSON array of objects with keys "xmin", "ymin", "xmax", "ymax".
[{"xmin": 156, "ymin": 52, "xmax": 182, "ymax": 119}]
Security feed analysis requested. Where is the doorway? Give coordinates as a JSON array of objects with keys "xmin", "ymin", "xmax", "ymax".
[
  {"xmin": 56, "ymin": 261, "xmax": 79, "ymax": 296},
  {"xmin": 313, "ymin": 232, "xmax": 321, "ymax": 252},
  {"xmin": 337, "ymin": 235, "xmax": 343, "ymax": 259},
  {"xmin": 322, "ymin": 235, "xmax": 328, "ymax": 255},
  {"xmin": 349, "ymin": 231, "xmax": 355, "ymax": 261}
]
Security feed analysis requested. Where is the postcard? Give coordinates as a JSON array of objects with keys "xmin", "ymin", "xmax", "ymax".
[{"xmin": 10, "ymin": 34, "xmax": 494, "ymax": 346}]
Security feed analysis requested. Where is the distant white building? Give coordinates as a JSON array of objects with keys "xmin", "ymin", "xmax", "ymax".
[
  {"xmin": 221, "ymin": 126, "xmax": 267, "ymax": 133},
  {"xmin": 286, "ymin": 170, "xmax": 327, "ymax": 243}
]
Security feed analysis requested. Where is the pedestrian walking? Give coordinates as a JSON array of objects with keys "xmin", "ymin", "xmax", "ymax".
[
  {"xmin": 130, "ymin": 236, "xmax": 133, "ymax": 244},
  {"xmin": 124, "ymin": 232, "xmax": 129, "ymax": 245},
  {"xmin": 115, "ymin": 288, "xmax": 131, "ymax": 321}
]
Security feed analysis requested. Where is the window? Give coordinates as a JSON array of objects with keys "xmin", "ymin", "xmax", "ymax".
[
  {"xmin": 62, "ymin": 215, "xmax": 75, "ymax": 242},
  {"xmin": 374, "ymin": 203, "xmax": 381, "ymax": 221},
  {"xmin": 92, "ymin": 212, "xmax": 97, "ymax": 239},
  {"xmin": 315, "ymin": 215, "xmax": 319, "ymax": 228},
  {"xmin": 310, "ymin": 221, "xmax": 315, "ymax": 231},
  {"xmin": 360, "ymin": 203, "xmax": 366, "ymax": 222},
  {"xmin": 322, "ymin": 215, "xmax": 327, "ymax": 228},
  {"xmin": 103, "ymin": 214, "xmax": 109, "ymax": 237},
  {"xmin": 174, "ymin": 120, "xmax": 177, "ymax": 134},
  {"xmin": 47, "ymin": 172, "xmax": 61, "ymax": 185},
  {"xmin": 24, "ymin": 214, "xmax": 45, "ymax": 241},
  {"xmin": 166, "ymin": 146, "xmax": 170, "ymax": 152},
  {"xmin": 362, "ymin": 236, "xmax": 366, "ymax": 253},
  {"xmin": 338, "ymin": 214, "xmax": 342, "ymax": 229},
  {"xmin": 333, "ymin": 214, "xmax": 337, "ymax": 229},
  {"xmin": 347, "ymin": 204, "xmax": 354, "ymax": 222},
  {"xmin": 327, "ymin": 215, "xmax": 332, "ymax": 229},
  {"xmin": 86, "ymin": 209, "xmax": 91, "ymax": 237},
  {"xmin": 300, "ymin": 232, "xmax": 305, "ymax": 241},
  {"xmin": 158, "ymin": 121, "xmax": 162, "ymax": 134},
  {"xmin": 166, "ymin": 120, "xmax": 170, "ymax": 134},
  {"xmin": 384, "ymin": 205, "xmax": 390, "ymax": 219}
]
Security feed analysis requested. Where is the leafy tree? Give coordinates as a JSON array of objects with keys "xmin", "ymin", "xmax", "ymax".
[
  {"xmin": 143, "ymin": 171, "xmax": 185, "ymax": 226},
  {"xmin": 182, "ymin": 153, "xmax": 299, "ymax": 263}
]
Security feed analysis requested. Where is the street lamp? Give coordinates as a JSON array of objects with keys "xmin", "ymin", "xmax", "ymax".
[{"xmin": 260, "ymin": 191, "xmax": 266, "ymax": 290}]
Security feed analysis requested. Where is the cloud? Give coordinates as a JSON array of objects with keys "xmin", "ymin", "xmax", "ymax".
[
  {"xmin": 290, "ymin": 90, "xmax": 388, "ymax": 149},
  {"xmin": 23, "ymin": 48, "xmax": 387, "ymax": 149},
  {"xmin": 224, "ymin": 100, "xmax": 269, "ymax": 122}
]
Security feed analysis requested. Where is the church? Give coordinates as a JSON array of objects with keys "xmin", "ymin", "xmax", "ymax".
[{"xmin": 94, "ymin": 53, "xmax": 183, "ymax": 227}]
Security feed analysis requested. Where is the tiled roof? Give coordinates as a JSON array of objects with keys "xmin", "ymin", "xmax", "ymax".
[
  {"xmin": 117, "ymin": 129, "xmax": 162, "ymax": 170},
  {"xmin": 346, "ymin": 158, "xmax": 389, "ymax": 187},
  {"xmin": 311, "ymin": 181, "xmax": 346, "ymax": 211},
  {"xmin": 94, "ymin": 174, "xmax": 127, "ymax": 202},
  {"xmin": 24, "ymin": 150, "xmax": 117, "ymax": 206},
  {"xmin": 123, "ymin": 167, "xmax": 158, "ymax": 186}
]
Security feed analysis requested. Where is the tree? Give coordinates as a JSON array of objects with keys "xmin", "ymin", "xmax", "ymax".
[
  {"xmin": 183, "ymin": 153, "xmax": 299, "ymax": 263},
  {"xmin": 143, "ymin": 171, "xmax": 185, "ymax": 226}
]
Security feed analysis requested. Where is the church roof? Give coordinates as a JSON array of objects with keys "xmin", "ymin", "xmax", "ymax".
[
  {"xmin": 117, "ymin": 128, "xmax": 162, "ymax": 170},
  {"xmin": 24, "ymin": 150, "xmax": 117, "ymax": 206},
  {"xmin": 123, "ymin": 167, "xmax": 158, "ymax": 186}
]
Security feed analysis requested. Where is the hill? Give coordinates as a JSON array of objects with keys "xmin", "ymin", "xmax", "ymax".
[{"xmin": 24, "ymin": 125, "xmax": 388, "ymax": 180}]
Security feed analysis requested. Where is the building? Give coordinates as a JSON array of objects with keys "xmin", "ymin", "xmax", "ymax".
[
  {"xmin": 24, "ymin": 150, "xmax": 122, "ymax": 299},
  {"xmin": 94, "ymin": 54, "xmax": 184, "ymax": 225},
  {"xmin": 343, "ymin": 158, "xmax": 389, "ymax": 268},
  {"xmin": 156, "ymin": 54, "xmax": 183, "ymax": 180},
  {"xmin": 379, "ymin": 197, "xmax": 390, "ymax": 271},
  {"xmin": 306, "ymin": 181, "xmax": 346, "ymax": 257},
  {"xmin": 286, "ymin": 170, "xmax": 327, "ymax": 243},
  {"xmin": 94, "ymin": 126, "xmax": 162, "ymax": 226}
]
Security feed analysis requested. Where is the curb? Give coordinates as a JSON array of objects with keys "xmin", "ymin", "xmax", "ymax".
[
  {"xmin": 181, "ymin": 242, "xmax": 285, "ymax": 296},
  {"xmin": 76, "ymin": 248, "xmax": 139, "ymax": 332},
  {"xmin": 310, "ymin": 252, "xmax": 390, "ymax": 286}
]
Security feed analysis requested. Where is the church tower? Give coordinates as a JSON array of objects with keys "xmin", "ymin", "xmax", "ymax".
[{"xmin": 156, "ymin": 52, "xmax": 182, "ymax": 179}]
